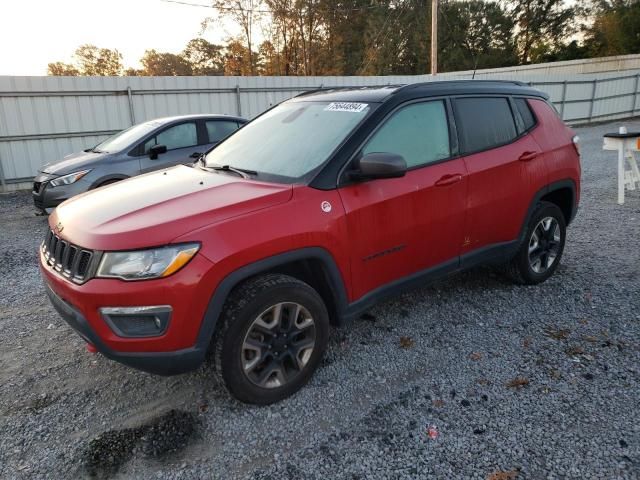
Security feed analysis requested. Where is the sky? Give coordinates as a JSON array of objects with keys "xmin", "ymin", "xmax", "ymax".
[{"xmin": 0, "ymin": 0, "xmax": 240, "ymax": 75}]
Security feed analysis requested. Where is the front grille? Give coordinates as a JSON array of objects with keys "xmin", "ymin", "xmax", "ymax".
[
  {"xmin": 33, "ymin": 181, "xmax": 42, "ymax": 194},
  {"xmin": 42, "ymin": 229, "xmax": 95, "ymax": 283}
]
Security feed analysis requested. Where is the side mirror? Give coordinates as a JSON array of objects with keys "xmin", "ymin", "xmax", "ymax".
[
  {"xmin": 350, "ymin": 152, "xmax": 407, "ymax": 180},
  {"xmin": 189, "ymin": 151, "xmax": 202, "ymax": 159},
  {"xmin": 149, "ymin": 144, "xmax": 168, "ymax": 160}
]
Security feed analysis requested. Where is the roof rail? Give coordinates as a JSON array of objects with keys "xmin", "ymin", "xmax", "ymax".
[
  {"xmin": 396, "ymin": 79, "xmax": 529, "ymax": 92},
  {"xmin": 294, "ymin": 84, "xmax": 405, "ymax": 98}
]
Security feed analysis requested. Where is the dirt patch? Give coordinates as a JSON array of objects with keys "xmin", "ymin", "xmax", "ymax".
[{"xmin": 82, "ymin": 409, "xmax": 198, "ymax": 479}]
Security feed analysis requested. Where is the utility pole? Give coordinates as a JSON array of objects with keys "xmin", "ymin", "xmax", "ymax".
[{"xmin": 431, "ymin": 0, "xmax": 438, "ymax": 75}]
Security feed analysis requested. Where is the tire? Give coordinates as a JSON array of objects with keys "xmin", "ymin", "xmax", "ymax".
[
  {"xmin": 505, "ymin": 201, "xmax": 567, "ymax": 285},
  {"xmin": 212, "ymin": 274, "xmax": 330, "ymax": 404}
]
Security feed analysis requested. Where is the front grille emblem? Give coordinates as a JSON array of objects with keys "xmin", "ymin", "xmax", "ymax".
[{"xmin": 54, "ymin": 221, "xmax": 64, "ymax": 234}]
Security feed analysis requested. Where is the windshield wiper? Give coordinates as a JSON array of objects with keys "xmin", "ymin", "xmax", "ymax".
[{"xmin": 206, "ymin": 164, "xmax": 257, "ymax": 179}]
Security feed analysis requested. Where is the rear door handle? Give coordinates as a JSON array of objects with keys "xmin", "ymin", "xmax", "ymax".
[
  {"xmin": 519, "ymin": 151, "xmax": 539, "ymax": 162},
  {"xmin": 435, "ymin": 173, "xmax": 463, "ymax": 187}
]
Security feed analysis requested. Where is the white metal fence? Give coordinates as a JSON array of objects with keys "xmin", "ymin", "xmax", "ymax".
[{"xmin": 2, "ymin": 54, "xmax": 640, "ymax": 190}]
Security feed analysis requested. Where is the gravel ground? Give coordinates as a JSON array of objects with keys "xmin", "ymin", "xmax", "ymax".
[{"xmin": 1, "ymin": 119, "xmax": 639, "ymax": 480}]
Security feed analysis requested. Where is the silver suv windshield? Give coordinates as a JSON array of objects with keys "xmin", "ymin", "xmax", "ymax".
[
  {"xmin": 94, "ymin": 120, "xmax": 162, "ymax": 153},
  {"xmin": 204, "ymin": 101, "xmax": 372, "ymax": 182}
]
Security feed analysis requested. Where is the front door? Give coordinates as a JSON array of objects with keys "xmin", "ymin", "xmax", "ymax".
[
  {"xmin": 138, "ymin": 121, "xmax": 201, "ymax": 173},
  {"xmin": 338, "ymin": 100, "xmax": 467, "ymax": 300}
]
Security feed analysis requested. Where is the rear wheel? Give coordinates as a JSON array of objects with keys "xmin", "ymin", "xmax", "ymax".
[
  {"xmin": 505, "ymin": 201, "xmax": 566, "ymax": 285},
  {"xmin": 212, "ymin": 274, "xmax": 329, "ymax": 404}
]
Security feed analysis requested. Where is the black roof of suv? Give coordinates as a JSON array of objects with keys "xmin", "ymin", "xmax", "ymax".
[{"xmin": 293, "ymin": 80, "xmax": 548, "ymax": 103}]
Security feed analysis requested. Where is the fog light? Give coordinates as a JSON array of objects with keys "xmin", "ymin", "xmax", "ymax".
[{"xmin": 100, "ymin": 306, "xmax": 172, "ymax": 338}]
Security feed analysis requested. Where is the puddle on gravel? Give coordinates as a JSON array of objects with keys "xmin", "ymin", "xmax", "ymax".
[{"xmin": 82, "ymin": 409, "xmax": 198, "ymax": 479}]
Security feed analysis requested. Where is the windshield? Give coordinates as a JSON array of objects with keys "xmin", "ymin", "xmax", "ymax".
[
  {"xmin": 204, "ymin": 101, "xmax": 372, "ymax": 182},
  {"xmin": 94, "ymin": 121, "xmax": 163, "ymax": 153}
]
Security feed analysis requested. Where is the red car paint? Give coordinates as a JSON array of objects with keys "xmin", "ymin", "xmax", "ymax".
[{"xmin": 39, "ymin": 86, "xmax": 580, "ymax": 375}]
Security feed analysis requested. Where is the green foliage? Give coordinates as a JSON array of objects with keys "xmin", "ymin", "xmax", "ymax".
[
  {"xmin": 584, "ymin": 0, "xmax": 640, "ymax": 56},
  {"xmin": 47, "ymin": 44, "xmax": 123, "ymax": 76},
  {"xmin": 182, "ymin": 38, "xmax": 225, "ymax": 75},
  {"xmin": 45, "ymin": 1, "xmax": 639, "ymax": 77},
  {"xmin": 140, "ymin": 50, "xmax": 193, "ymax": 76},
  {"xmin": 74, "ymin": 44, "xmax": 124, "ymax": 76},
  {"xmin": 508, "ymin": 0, "xmax": 577, "ymax": 63},
  {"xmin": 47, "ymin": 62, "xmax": 80, "ymax": 76},
  {"xmin": 439, "ymin": 1, "xmax": 517, "ymax": 72}
]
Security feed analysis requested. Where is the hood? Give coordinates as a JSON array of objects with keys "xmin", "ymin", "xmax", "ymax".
[
  {"xmin": 51, "ymin": 165, "xmax": 293, "ymax": 250},
  {"xmin": 42, "ymin": 150, "xmax": 108, "ymax": 176}
]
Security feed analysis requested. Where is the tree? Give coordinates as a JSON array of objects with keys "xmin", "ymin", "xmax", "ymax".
[
  {"xmin": 73, "ymin": 44, "xmax": 124, "ymax": 76},
  {"xmin": 258, "ymin": 40, "xmax": 281, "ymax": 75},
  {"xmin": 47, "ymin": 62, "xmax": 80, "ymax": 76},
  {"xmin": 47, "ymin": 44, "xmax": 123, "ymax": 76},
  {"xmin": 224, "ymin": 39, "xmax": 255, "ymax": 75},
  {"xmin": 584, "ymin": 0, "xmax": 640, "ymax": 56},
  {"xmin": 182, "ymin": 38, "xmax": 225, "ymax": 75},
  {"xmin": 205, "ymin": 0, "xmax": 264, "ymax": 75},
  {"xmin": 140, "ymin": 49, "xmax": 193, "ymax": 76},
  {"xmin": 438, "ymin": 1, "xmax": 517, "ymax": 72},
  {"xmin": 507, "ymin": 0, "xmax": 577, "ymax": 64}
]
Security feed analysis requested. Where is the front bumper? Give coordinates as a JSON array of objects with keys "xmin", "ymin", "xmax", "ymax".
[
  {"xmin": 45, "ymin": 285, "xmax": 203, "ymax": 375},
  {"xmin": 40, "ymin": 247, "xmax": 219, "ymax": 375},
  {"xmin": 32, "ymin": 174, "xmax": 90, "ymax": 212}
]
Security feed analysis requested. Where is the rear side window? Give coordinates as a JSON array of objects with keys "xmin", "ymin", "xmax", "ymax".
[
  {"xmin": 515, "ymin": 98, "xmax": 536, "ymax": 131},
  {"xmin": 454, "ymin": 97, "xmax": 517, "ymax": 154},
  {"xmin": 206, "ymin": 120, "xmax": 240, "ymax": 143},
  {"xmin": 362, "ymin": 100, "xmax": 450, "ymax": 168},
  {"xmin": 143, "ymin": 122, "xmax": 198, "ymax": 153}
]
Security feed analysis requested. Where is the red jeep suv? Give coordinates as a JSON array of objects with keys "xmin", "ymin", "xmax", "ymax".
[{"xmin": 40, "ymin": 81, "xmax": 580, "ymax": 404}]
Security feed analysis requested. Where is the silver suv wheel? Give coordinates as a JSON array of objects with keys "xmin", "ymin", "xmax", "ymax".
[
  {"xmin": 528, "ymin": 216, "xmax": 562, "ymax": 274},
  {"xmin": 241, "ymin": 302, "xmax": 316, "ymax": 389}
]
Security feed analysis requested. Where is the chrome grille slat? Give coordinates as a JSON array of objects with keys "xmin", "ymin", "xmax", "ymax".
[{"xmin": 42, "ymin": 228, "xmax": 95, "ymax": 283}]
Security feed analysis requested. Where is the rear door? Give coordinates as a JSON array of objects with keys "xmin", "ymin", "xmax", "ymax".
[
  {"xmin": 338, "ymin": 99, "xmax": 467, "ymax": 300},
  {"xmin": 453, "ymin": 96, "xmax": 544, "ymax": 262},
  {"xmin": 138, "ymin": 121, "xmax": 200, "ymax": 173}
]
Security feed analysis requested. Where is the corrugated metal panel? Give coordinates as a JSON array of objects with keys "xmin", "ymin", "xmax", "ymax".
[{"xmin": 2, "ymin": 55, "xmax": 640, "ymax": 187}]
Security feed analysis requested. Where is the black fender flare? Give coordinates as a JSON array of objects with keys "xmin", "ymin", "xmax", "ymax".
[
  {"xmin": 194, "ymin": 247, "xmax": 350, "ymax": 353},
  {"xmin": 518, "ymin": 179, "xmax": 577, "ymax": 243}
]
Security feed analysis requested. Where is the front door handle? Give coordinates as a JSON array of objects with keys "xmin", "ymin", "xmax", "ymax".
[
  {"xmin": 435, "ymin": 173, "xmax": 463, "ymax": 187},
  {"xmin": 519, "ymin": 151, "xmax": 539, "ymax": 162}
]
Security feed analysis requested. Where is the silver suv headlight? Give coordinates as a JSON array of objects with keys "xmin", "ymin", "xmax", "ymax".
[
  {"xmin": 97, "ymin": 243, "xmax": 200, "ymax": 281},
  {"xmin": 49, "ymin": 169, "xmax": 92, "ymax": 187}
]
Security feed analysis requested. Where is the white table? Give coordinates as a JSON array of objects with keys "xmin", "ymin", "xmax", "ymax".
[{"xmin": 603, "ymin": 127, "xmax": 640, "ymax": 205}]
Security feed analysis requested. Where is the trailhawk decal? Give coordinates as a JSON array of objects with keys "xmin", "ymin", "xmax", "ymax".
[{"xmin": 324, "ymin": 102, "xmax": 368, "ymax": 113}]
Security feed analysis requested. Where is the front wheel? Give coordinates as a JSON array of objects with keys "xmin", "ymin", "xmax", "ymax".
[
  {"xmin": 212, "ymin": 274, "xmax": 329, "ymax": 404},
  {"xmin": 505, "ymin": 201, "xmax": 567, "ymax": 285}
]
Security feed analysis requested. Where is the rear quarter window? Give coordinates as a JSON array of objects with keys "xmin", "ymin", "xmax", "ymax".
[
  {"xmin": 515, "ymin": 98, "xmax": 537, "ymax": 131},
  {"xmin": 454, "ymin": 97, "xmax": 518, "ymax": 154}
]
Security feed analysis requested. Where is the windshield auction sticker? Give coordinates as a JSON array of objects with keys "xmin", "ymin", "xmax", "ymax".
[{"xmin": 324, "ymin": 102, "xmax": 369, "ymax": 113}]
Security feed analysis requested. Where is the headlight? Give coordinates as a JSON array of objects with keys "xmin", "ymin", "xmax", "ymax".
[
  {"xmin": 49, "ymin": 169, "xmax": 91, "ymax": 187},
  {"xmin": 97, "ymin": 243, "xmax": 200, "ymax": 281}
]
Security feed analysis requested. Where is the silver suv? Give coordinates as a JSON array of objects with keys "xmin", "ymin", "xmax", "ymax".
[{"xmin": 32, "ymin": 114, "xmax": 246, "ymax": 212}]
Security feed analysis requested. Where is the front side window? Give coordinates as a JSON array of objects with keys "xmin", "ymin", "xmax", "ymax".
[
  {"xmin": 454, "ymin": 97, "xmax": 517, "ymax": 154},
  {"xmin": 144, "ymin": 122, "xmax": 198, "ymax": 153},
  {"xmin": 206, "ymin": 120, "xmax": 240, "ymax": 143},
  {"xmin": 204, "ymin": 101, "xmax": 372, "ymax": 182},
  {"xmin": 95, "ymin": 121, "xmax": 163, "ymax": 153},
  {"xmin": 362, "ymin": 100, "xmax": 450, "ymax": 168}
]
